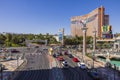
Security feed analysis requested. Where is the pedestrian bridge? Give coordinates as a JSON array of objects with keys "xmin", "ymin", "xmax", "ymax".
[
  {"xmin": 25, "ymin": 39, "xmax": 47, "ymax": 46},
  {"xmin": 96, "ymin": 39, "xmax": 115, "ymax": 42},
  {"xmin": 95, "ymin": 53, "xmax": 120, "ymax": 59}
]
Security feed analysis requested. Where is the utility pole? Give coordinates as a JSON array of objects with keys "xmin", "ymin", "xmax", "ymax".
[
  {"xmin": 92, "ymin": 30, "xmax": 97, "ymax": 68},
  {"xmin": 62, "ymin": 28, "xmax": 64, "ymax": 46}
]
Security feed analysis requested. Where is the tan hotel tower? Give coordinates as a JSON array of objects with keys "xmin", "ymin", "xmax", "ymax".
[{"xmin": 70, "ymin": 6, "xmax": 113, "ymax": 39}]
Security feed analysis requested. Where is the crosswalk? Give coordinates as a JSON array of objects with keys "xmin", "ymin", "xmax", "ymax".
[{"xmin": 13, "ymin": 48, "xmax": 50, "ymax": 80}]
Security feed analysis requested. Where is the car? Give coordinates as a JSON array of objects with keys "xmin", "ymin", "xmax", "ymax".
[
  {"xmin": 58, "ymin": 52, "xmax": 63, "ymax": 56},
  {"xmin": 34, "ymin": 46, "xmax": 39, "ymax": 48},
  {"xmin": 72, "ymin": 57, "xmax": 79, "ymax": 62},
  {"xmin": 43, "ymin": 48, "xmax": 48, "ymax": 50},
  {"xmin": 64, "ymin": 51, "xmax": 68, "ymax": 55},
  {"xmin": 55, "ymin": 53, "xmax": 60, "ymax": 57},
  {"xmin": 62, "ymin": 61, "xmax": 69, "ymax": 68},
  {"xmin": 87, "ymin": 69, "xmax": 100, "ymax": 80},
  {"xmin": 0, "ymin": 50, "xmax": 2, "ymax": 53},
  {"xmin": 68, "ymin": 54, "xmax": 74, "ymax": 58},
  {"xmin": 11, "ymin": 49, "xmax": 20, "ymax": 53},
  {"xmin": 78, "ymin": 62, "xmax": 87, "ymax": 69},
  {"xmin": 52, "ymin": 53, "xmax": 57, "ymax": 58},
  {"xmin": 57, "ymin": 56, "xmax": 64, "ymax": 61}
]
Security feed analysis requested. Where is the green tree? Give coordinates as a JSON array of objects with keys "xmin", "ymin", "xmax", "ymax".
[{"xmin": 0, "ymin": 34, "xmax": 6, "ymax": 45}]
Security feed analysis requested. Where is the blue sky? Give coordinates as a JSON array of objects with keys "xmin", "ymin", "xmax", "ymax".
[{"xmin": 0, "ymin": 0, "xmax": 120, "ymax": 35}]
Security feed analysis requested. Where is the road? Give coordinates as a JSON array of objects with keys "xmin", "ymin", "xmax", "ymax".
[
  {"xmin": 13, "ymin": 47, "xmax": 94, "ymax": 80},
  {"xmin": 13, "ymin": 48, "xmax": 51, "ymax": 80},
  {"xmin": 57, "ymin": 55, "xmax": 93, "ymax": 80}
]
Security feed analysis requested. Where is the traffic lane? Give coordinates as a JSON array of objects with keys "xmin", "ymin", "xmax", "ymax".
[
  {"xmin": 62, "ymin": 56, "xmax": 80, "ymax": 80},
  {"xmin": 14, "ymin": 49, "xmax": 50, "ymax": 80},
  {"xmin": 64, "ymin": 55, "xmax": 93, "ymax": 80},
  {"xmin": 55, "ymin": 56, "xmax": 79, "ymax": 80},
  {"xmin": 29, "ymin": 50, "xmax": 50, "ymax": 80},
  {"xmin": 63, "ymin": 55, "xmax": 93, "ymax": 80},
  {"xmin": 14, "ymin": 57, "xmax": 50, "ymax": 80},
  {"xmin": 25, "ymin": 52, "xmax": 50, "ymax": 80}
]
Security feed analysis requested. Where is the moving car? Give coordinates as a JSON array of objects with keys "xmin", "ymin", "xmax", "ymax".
[
  {"xmin": 57, "ymin": 56, "xmax": 64, "ymax": 61},
  {"xmin": 78, "ymin": 62, "xmax": 87, "ymax": 69},
  {"xmin": 58, "ymin": 52, "xmax": 63, "ymax": 56},
  {"xmin": 11, "ymin": 49, "xmax": 20, "ymax": 53},
  {"xmin": 68, "ymin": 54, "xmax": 74, "ymax": 58},
  {"xmin": 34, "ymin": 46, "xmax": 39, "ymax": 48},
  {"xmin": 62, "ymin": 61, "xmax": 69, "ymax": 68},
  {"xmin": 72, "ymin": 57, "xmax": 79, "ymax": 62},
  {"xmin": 0, "ymin": 50, "xmax": 2, "ymax": 53},
  {"xmin": 64, "ymin": 51, "xmax": 68, "ymax": 55},
  {"xmin": 87, "ymin": 69, "xmax": 100, "ymax": 80},
  {"xmin": 52, "ymin": 53, "xmax": 57, "ymax": 58}
]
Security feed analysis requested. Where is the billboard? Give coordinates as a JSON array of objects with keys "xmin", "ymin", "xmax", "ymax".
[
  {"xmin": 101, "ymin": 25, "xmax": 112, "ymax": 39},
  {"xmin": 59, "ymin": 32, "xmax": 62, "ymax": 42},
  {"xmin": 101, "ymin": 25, "xmax": 111, "ymax": 32}
]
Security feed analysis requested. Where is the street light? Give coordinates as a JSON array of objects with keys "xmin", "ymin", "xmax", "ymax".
[
  {"xmin": 23, "ymin": 53, "xmax": 25, "ymax": 60},
  {"xmin": 16, "ymin": 55, "xmax": 19, "ymax": 67},
  {"xmin": 62, "ymin": 28, "xmax": 64, "ymax": 46},
  {"xmin": 81, "ymin": 27, "xmax": 88, "ymax": 62},
  {"xmin": 92, "ymin": 30, "xmax": 97, "ymax": 68},
  {"xmin": 0, "ymin": 64, "xmax": 3, "ymax": 80},
  {"xmin": 78, "ymin": 14, "xmax": 98, "ymax": 62}
]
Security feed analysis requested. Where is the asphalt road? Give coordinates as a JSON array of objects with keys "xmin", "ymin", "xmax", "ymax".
[
  {"xmin": 60, "ymin": 55, "xmax": 93, "ymax": 80},
  {"xmin": 13, "ymin": 48, "xmax": 51, "ymax": 80},
  {"xmin": 13, "ymin": 47, "xmax": 94, "ymax": 80}
]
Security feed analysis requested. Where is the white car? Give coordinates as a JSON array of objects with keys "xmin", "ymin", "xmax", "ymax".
[
  {"xmin": 78, "ymin": 62, "xmax": 87, "ymax": 69},
  {"xmin": 62, "ymin": 61, "xmax": 69, "ymax": 68}
]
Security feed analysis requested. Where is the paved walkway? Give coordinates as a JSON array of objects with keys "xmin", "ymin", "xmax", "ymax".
[
  {"xmin": 73, "ymin": 52, "xmax": 120, "ymax": 80},
  {"xmin": 76, "ymin": 52, "xmax": 104, "ymax": 68}
]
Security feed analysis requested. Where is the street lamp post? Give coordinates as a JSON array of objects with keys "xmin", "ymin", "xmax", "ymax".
[
  {"xmin": 0, "ymin": 64, "xmax": 3, "ymax": 80},
  {"xmin": 16, "ymin": 55, "xmax": 19, "ymax": 67},
  {"xmin": 22, "ymin": 53, "xmax": 25, "ymax": 60},
  {"xmin": 81, "ymin": 27, "xmax": 87, "ymax": 62},
  {"xmin": 62, "ymin": 28, "xmax": 64, "ymax": 46},
  {"xmin": 78, "ymin": 14, "xmax": 98, "ymax": 63},
  {"xmin": 92, "ymin": 30, "xmax": 97, "ymax": 68}
]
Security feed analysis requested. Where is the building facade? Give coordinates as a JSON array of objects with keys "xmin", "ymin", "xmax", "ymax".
[{"xmin": 70, "ymin": 6, "xmax": 113, "ymax": 39}]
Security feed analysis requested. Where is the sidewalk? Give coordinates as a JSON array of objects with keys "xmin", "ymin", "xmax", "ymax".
[
  {"xmin": 73, "ymin": 52, "xmax": 120, "ymax": 80},
  {"xmin": 76, "ymin": 52, "xmax": 104, "ymax": 68},
  {"xmin": 0, "ymin": 59, "xmax": 24, "ymax": 80}
]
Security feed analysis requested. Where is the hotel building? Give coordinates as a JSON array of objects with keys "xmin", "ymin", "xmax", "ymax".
[{"xmin": 70, "ymin": 6, "xmax": 113, "ymax": 39}]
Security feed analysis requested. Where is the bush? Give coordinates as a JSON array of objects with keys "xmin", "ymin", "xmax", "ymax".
[
  {"xmin": 86, "ymin": 53, "xmax": 92, "ymax": 58},
  {"xmin": 11, "ymin": 44, "xmax": 20, "ymax": 47}
]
